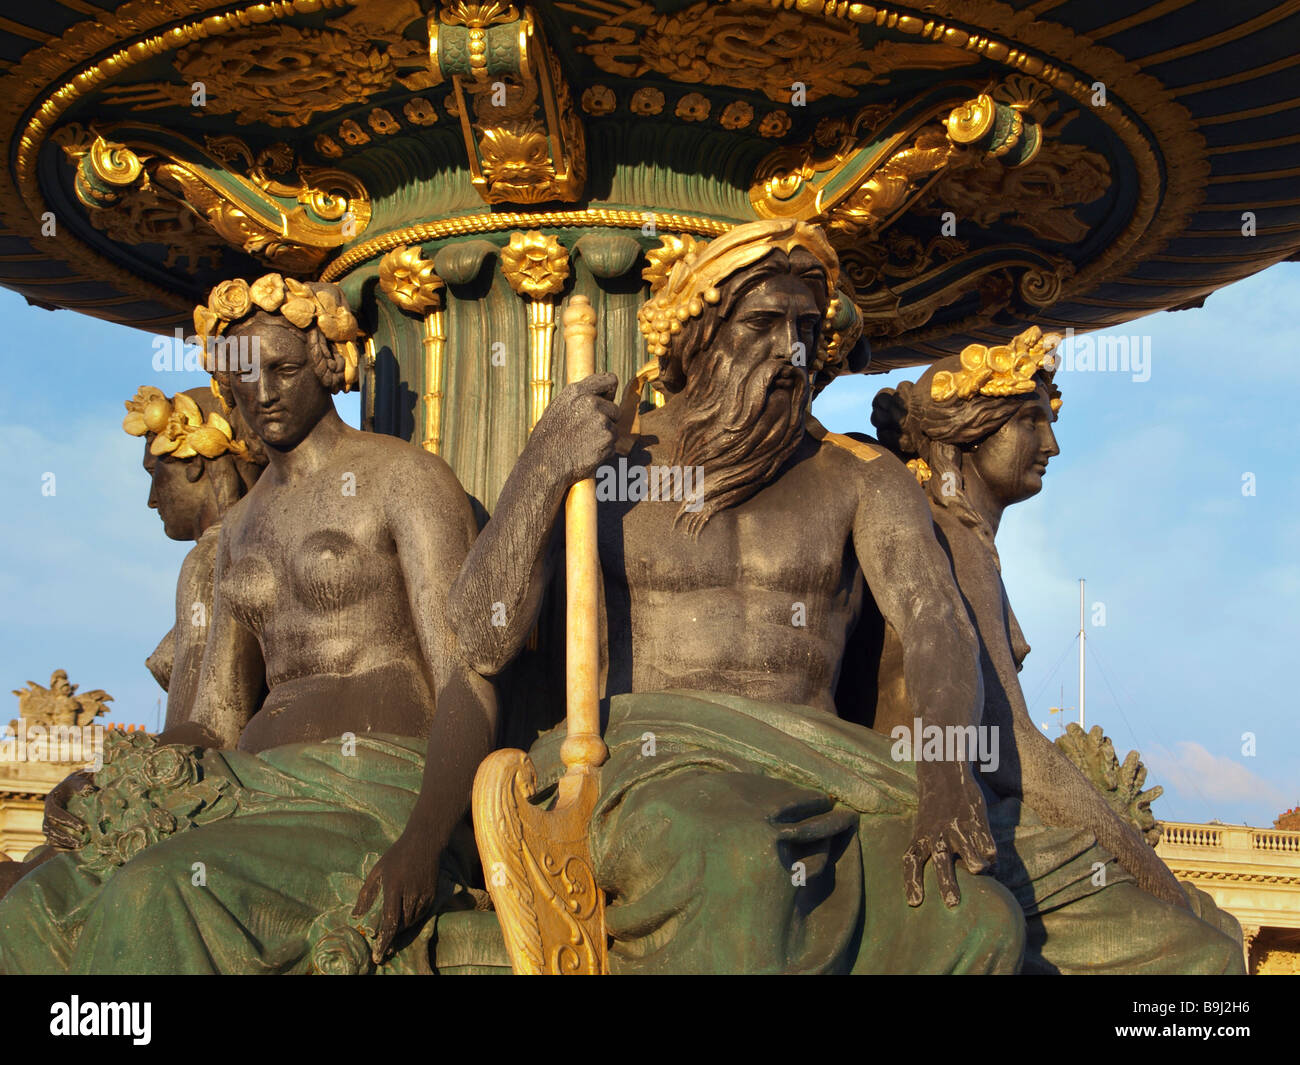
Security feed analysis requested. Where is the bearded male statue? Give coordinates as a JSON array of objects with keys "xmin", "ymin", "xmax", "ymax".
[{"xmin": 450, "ymin": 220, "xmax": 1028, "ymax": 973}]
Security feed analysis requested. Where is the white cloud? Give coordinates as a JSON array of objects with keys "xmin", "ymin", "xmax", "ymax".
[{"xmin": 1145, "ymin": 741, "xmax": 1288, "ymax": 806}]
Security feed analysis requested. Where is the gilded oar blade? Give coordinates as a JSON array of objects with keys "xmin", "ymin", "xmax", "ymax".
[{"xmin": 472, "ymin": 748, "xmax": 608, "ymax": 975}]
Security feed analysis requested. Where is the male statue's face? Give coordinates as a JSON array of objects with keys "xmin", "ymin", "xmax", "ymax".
[
  {"xmin": 704, "ymin": 273, "xmax": 823, "ymax": 402},
  {"xmin": 670, "ymin": 265, "xmax": 826, "ymax": 532},
  {"xmin": 227, "ymin": 319, "xmax": 333, "ymax": 450},
  {"xmin": 968, "ymin": 384, "xmax": 1060, "ymax": 506}
]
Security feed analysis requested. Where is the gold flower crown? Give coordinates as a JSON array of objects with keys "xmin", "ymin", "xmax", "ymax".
[
  {"xmin": 638, "ymin": 220, "xmax": 841, "ymax": 364},
  {"xmin": 194, "ymin": 273, "xmax": 363, "ymax": 392},
  {"xmin": 931, "ymin": 326, "xmax": 1064, "ymax": 412},
  {"xmin": 123, "ymin": 386, "xmax": 255, "ymax": 461}
]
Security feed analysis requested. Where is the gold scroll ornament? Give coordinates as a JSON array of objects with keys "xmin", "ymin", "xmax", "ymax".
[
  {"xmin": 429, "ymin": 3, "xmax": 586, "ymax": 205},
  {"xmin": 378, "ymin": 246, "xmax": 447, "ymax": 453},
  {"xmin": 473, "ymin": 294, "xmax": 608, "ymax": 975}
]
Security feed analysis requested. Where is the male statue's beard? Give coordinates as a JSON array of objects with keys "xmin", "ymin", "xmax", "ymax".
[{"xmin": 671, "ymin": 353, "xmax": 809, "ymax": 536}]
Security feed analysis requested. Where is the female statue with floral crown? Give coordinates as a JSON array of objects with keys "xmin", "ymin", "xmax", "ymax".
[
  {"xmin": 868, "ymin": 331, "xmax": 1243, "ymax": 973},
  {"xmin": 20, "ymin": 386, "xmax": 267, "ymax": 891},
  {"xmin": 127, "ymin": 384, "xmax": 266, "ymax": 724},
  {"xmin": 0, "ymin": 275, "xmax": 504, "ymax": 974}
]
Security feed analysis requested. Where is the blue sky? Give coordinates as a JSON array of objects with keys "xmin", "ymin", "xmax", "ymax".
[{"xmin": 2, "ymin": 264, "xmax": 1295, "ymax": 828}]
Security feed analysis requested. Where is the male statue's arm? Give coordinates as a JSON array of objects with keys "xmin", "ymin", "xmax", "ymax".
[
  {"xmin": 354, "ymin": 451, "xmax": 503, "ymax": 963},
  {"xmin": 447, "ymin": 373, "xmax": 620, "ymax": 674},
  {"xmin": 851, "ymin": 454, "xmax": 997, "ymax": 908}
]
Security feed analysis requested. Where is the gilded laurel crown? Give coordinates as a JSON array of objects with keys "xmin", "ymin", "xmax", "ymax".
[
  {"xmin": 931, "ymin": 326, "xmax": 1064, "ymax": 411},
  {"xmin": 123, "ymin": 385, "xmax": 255, "ymax": 462},
  {"xmin": 194, "ymin": 273, "xmax": 363, "ymax": 392},
  {"xmin": 637, "ymin": 219, "xmax": 841, "ymax": 363}
]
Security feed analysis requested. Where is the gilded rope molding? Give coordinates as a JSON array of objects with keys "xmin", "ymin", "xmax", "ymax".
[{"xmin": 320, "ymin": 210, "xmax": 732, "ymax": 283}]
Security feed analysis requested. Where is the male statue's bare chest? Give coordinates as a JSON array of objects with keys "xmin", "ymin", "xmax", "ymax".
[{"xmin": 599, "ymin": 455, "xmax": 858, "ymax": 599}]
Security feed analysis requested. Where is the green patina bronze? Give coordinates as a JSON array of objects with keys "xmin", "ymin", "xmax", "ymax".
[{"xmin": 0, "ymin": 730, "xmax": 506, "ymax": 975}]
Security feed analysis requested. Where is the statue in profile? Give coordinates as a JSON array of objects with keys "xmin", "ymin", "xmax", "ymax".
[
  {"xmin": 868, "ymin": 335, "xmax": 1244, "ymax": 971},
  {"xmin": 0, "ymin": 275, "xmax": 502, "ymax": 974},
  {"xmin": 122, "ymin": 384, "xmax": 265, "ymax": 725}
]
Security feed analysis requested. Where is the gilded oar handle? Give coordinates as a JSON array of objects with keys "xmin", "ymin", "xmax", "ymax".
[{"xmin": 560, "ymin": 296, "xmax": 608, "ymax": 776}]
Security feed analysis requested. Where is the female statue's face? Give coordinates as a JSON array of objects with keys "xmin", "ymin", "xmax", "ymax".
[
  {"xmin": 227, "ymin": 318, "xmax": 333, "ymax": 450},
  {"xmin": 143, "ymin": 445, "xmax": 207, "ymax": 541},
  {"xmin": 967, "ymin": 385, "xmax": 1060, "ymax": 506}
]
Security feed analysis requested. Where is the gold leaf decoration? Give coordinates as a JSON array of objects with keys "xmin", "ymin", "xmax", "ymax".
[{"xmin": 378, "ymin": 246, "xmax": 444, "ymax": 316}]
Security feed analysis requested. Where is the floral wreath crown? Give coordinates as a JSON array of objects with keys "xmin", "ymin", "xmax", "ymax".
[
  {"xmin": 931, "ymin": 326, "xmax": 1064, "ymax": 409},
  {"xmin": 194, "ymin": 274, "xmax": 363, "ymax": 392},
  {"xmin": 123, "ymin": 385, "xmax": 258, "ymax": 462}
]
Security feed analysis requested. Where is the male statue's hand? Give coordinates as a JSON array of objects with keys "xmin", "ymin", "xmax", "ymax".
[
  {"xmin": 352, "ymin": 830, "xmax": 440, "ymax": 965},
  {"xmin": 42, "ymin": 770, "xmax": 95, "ymax": 852},
  {"xmin": 904, "ymin": 760, "xmax": 997, "ymax": 909},
  {"xmin": 530, "ymin": 372, "xmax": 620, "ymax": 484}
]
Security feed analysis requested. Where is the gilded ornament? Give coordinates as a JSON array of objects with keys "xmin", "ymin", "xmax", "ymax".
[
  {"xmin": 758, "ymin": 111, "xmax": 792, "ymax": 138},
  {"xmin": 472, "ymin": 749, "xmax": 608, "ymax": 974},
  {"xmin": 123, "ymin": 385, "xmax": 254, "ymax": 462},
  {"xmin": 368, "ymin": 109, "xmax": 401, "ymax": 136},
  {"xmin": 403, "ymin": 97, "xmax": 439, "ymax": 126},
  {"xmin": 194, "ymin": 273, "xmax": 363, "ymax": 392},
  {"xmin": 946, "ymin": 94, "xmax": 997, "ymax": 144},
  {"xmin": 64, "ymin": 129, "xmax": 372, "ymax": 274},
  {"xmin": 477, "ymin": 124, "xmax": 556, "ymax": 198},
  {"xmin": 338, "ymin": 120, "xmax": 371, "ymax": 147},
  {"xmin": 581, "ymin": 85, "xmax": 617, "ymax": 116},
  {"xmin": 930, "ymin": 326, "xmax": 1062, "ymax": 403},
  {"xmin": 378, "ymin": 244, "xmax": 447, "ymax": 452},
  {"xmin": 378, "ymin": 246, "xmax": 444, "ymax": 316},
  {"xmin": 642, "ymin": 234, "xmax": 704, "ymax": 295},
  {"xmin": 499, "ymin": 230, "xmax": 571, "ymax": 429},
  {"xmin": 676, "ymin": 93, "xmax": 711, "ymax": 122},
  {"xmin": 719, "ymin": 100, "xmax": 755, "ymax": 130},
  {"xmin": 638, "ymin": 220, "xmax": 838, "ymax": 361},
  {"xmin": 906, "ymin": 457, "xmax": 933, "ymax": 485},
  {"xmin": 431, "ymin": 7, "xmax": 586, "ymax": 204},
  {"xmin": 930, "ymin": 133, "xmax": 1110, "ymax": 245},
  {"xmin": 814, "ymin": 116, "xmax": 850, "ymax": 147},
  {"xmin": 0, "ymin": 0, "xmax": 1205, "ymax": 348},
  {"xmin": 500, "ymin": 231, "xmax": 570, "ymax": 300},
  {"xmin": 630, "ymin": 88, "xmax": 666, "ymax": 116},
  {"xmin": 321, "ymin": 209, "xmax": 730, "ymax": 283},
  {"xmin": 565, "ymin": 1, "xmax": 977, "ymax": 103},
  {"xmin": 315, "ymin": 134, "xmax": 344, "ymax": 159},
  {"xmin": 103, "ymin": 27, "xmax": 395, "ymax": 129}
]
